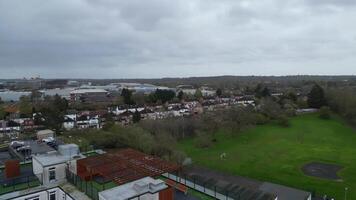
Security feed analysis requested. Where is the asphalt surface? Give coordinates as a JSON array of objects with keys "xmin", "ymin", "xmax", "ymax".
[{"xmin": 302, "ymin": 162, "xmax": 343, "ymax": 181}]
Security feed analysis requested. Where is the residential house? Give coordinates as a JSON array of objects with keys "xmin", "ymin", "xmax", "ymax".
[{"xmin": 32, "ymin": 144, "xmax": 83, "ymax": 185}]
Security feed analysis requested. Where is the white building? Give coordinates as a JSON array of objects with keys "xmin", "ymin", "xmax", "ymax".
[
  {"xmin": 98, "ymin": 177, "xmax": 168, "ymax": 200},
  {"xmin": 32, "ymin": 144, "xmax": 83, "ymax": 185},
  {"xmin": 6, "ymin": 187, "xmax": 74, "ymax": 200}
]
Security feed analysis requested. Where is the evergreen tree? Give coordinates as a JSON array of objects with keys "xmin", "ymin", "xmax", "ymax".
[
  {"xmin": 132, "ymin": 110, "xmax": 141, "ymax": 123},
  {"xmin": 307, "ymin": 84, "xmax": 326, "ymax": 108},
  {"xmin": 177, "ymin": 91, "xmax": 184, "ymax": 101},
  {"xmin": 194, "ymin": 89, "xmax": 203, "ymax": 99},
  {"xmin": 121, "ymin": 88, "xmax": 134, "ymax": 105},
  {"xmin": 0, "ymin": 104, "xmax": 5, "ymax": 120},
  {"xmin": 216, "ymin": 88, "xmax": 222, "ymax": 97}
]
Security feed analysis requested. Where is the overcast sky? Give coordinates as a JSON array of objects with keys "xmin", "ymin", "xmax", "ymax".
[{"xmin": 0, "ymin": 0, "xmax": 356, "ymax": 78}]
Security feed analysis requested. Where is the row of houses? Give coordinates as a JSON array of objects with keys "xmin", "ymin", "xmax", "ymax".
[{"xmin": 1, "ymin": 96, "xmax": 255, "ymax": 133}]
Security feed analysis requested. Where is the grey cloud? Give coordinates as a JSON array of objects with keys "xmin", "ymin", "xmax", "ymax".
[{"xmin": 0, "ymin": 0, "xmax": 355, "ymax": 78}]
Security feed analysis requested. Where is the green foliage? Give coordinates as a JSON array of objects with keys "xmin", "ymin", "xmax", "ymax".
[
  {"xmin": 216, "ymin": 88, "xmax": 222, "ymax": 97},
  {"xmin": 287, "ymin": 91, "xmax": 298, "ymax": 102},
  {"xmin": 132, "ymin": 93, "xmax": 146, "ymax": 106},
  {"xmin": 177, "ymin": 91, "xmax": 184, "ymax": 101},
  {"xmin": 148, "ymin": 89, "xmax": 175, "ymax": 103},
  {"xmin": 194, "ymin": 89, "xmax": 203, "ymax": 99},
  {"xmin": 326, "ymin": 88, "xmax": 356, "ymax": 125},
  {"xmin": 259, "ymin": 98, "xmax": 283, "ymax": 120},
  {"xmin": 132, "ymin": 110, "xmax": 141, "ymax": 123},
  {"xmin": 121, "ymin": 88, "xmax": 134, "ymax": 105},
  {"xmin": 319, "ymin": 106, "xmax": 331, "ymax": 120},
  {"xmin": 37, "ymin": 95, "xmax": 68, "ymax": 131},
  {"xmin": 307, "ymin": 84, "xmax": 326, "ymax": 108},
  {"xmin": 0, "ymin": 104, "xmax": 5, "ymax": 120},
  {"xmin": 63, "ymin": 124, "xmax": 186, "ymax": 163},
  {"xmin": 19, "ymin": 96, "xmax": 33, "ymax": 117},
  {"xmin": 255, "ymin": 84, "xmax": 270, "ymax": 98},
  {"xmin": 277, "ymin": 116, "xmax": 290, "ymax": 127}
]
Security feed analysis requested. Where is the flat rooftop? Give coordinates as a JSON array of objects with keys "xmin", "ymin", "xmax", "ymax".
[
  {"xmin": 99, "ymin": 177, "xmax": 167, "ymax": 200},
  {"xmin": 25, "ymin": 140, "xmax": 55, "ymax": 155},
  {"xmin": 33, "ymin": 153, "xmax": 85, "ymax": 167},
  {"xmin": 33, "ymin": 152, "xmax": 72, "ymax": 167}
]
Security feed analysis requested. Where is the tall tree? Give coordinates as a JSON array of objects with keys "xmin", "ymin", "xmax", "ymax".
[
  {"xmin": 255, "ymin": 84, "xmax": 270, "ymax": 98},
  {"xmin": 38, "ymin": 95, "xmax": 68, "ymax": 132},
  {"xmin": 261, "ymin": 87, "xmax": 271, "ymax": 97},
  {"xmin": 177, "ymin": 91, "xmax": 184, "ymax": 101},
  {"xmin": 0, "ymin": 104, "xmax": 5, "ymax": 120},
  {"xmin": 194, "ymin": 89, "xmax": 203, "ymax": 99},
  {"xmin": 307, "ymin": 84, "xmax": 326, "ymax": 108},
  {"xmin": 19, "ymin": 96, "xmax": 33, "ymax": 117},
  {"xmin": 132, "ymin": 110, "xmax": 141, "ymax": 123},
  {"xmin": 121, "ymin": 88, "xmax": 134, "ymax": 105},
  {"xmin": 151, "ymin": 89, "xmax": 175, "ymax": 103},
  {"xmin": 216, "ymin": 88, "xmax": 222, "ymax": 97},
  {"xmin": 132, "ymin": 93, "xmax": 146, "ymax": 106}
]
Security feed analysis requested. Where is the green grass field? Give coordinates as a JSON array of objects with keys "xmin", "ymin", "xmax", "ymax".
[{"xmin": 178, "ymin": 114, "xmax": 356, "ymax": 199}]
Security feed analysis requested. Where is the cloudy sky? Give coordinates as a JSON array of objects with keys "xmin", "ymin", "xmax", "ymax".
[{"xmin": 0, "ymin": 0, "xmax": 356, "ymax": 78}]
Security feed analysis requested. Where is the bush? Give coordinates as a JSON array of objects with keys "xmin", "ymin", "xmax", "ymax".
[
  {"xmin": 319, "ymin": 106, "xmax": 331, "ymax": 119},
  {"xmin": 278, "ymin": 116, "xmax": 290, "ymax": 127},
  {"xmin": 255, "ymin": 113, "xmax": 269, "ymax": 125}
]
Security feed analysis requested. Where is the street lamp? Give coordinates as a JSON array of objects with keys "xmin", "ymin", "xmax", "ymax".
[{"xmin": 344, "ymin": 187, "xmax": 348, "ymax": 200}]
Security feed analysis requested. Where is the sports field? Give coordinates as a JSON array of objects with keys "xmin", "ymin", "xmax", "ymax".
[{"xmin": 178, "ymin": 114, "xmax": 356, "ymax": 199}]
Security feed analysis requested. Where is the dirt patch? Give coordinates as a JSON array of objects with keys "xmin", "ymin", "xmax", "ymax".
[{"xmin": 302, "ymin": 162, "xmax": 343, "ymax": 181}]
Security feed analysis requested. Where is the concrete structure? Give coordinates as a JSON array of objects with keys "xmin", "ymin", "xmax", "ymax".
[
  {"xmin": 98, "ymin": 177, "xmax": 170, "ymax": 200},
  {"xmin": 32, "ymin": 144, "xmax": 83, "ymax": 185},
  {"xmin": 176, "ymin": 85, "xmax": 196, "ymax": 95},
  {"xmin": 40, "ymin": 88, "xmax": 75, "ymax": 100},
  {"xmin": 6, "ymin": 187, "xmax": 74, "ymax": 200},
  {"xmin": 70, "ymin": 89, "xmax": 109, "ymax": 103}
]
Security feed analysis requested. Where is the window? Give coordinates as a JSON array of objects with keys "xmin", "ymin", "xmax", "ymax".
[
  {"xmin": 49, "ymin": 167, "xmax": 56, "ymax": 182},
  {"xmin": 25, "ymin": 196, "xmax": 39, "ymax": 200},
  {"xmin": 49, "ymin": 191, "xmax": 56, "ymax": 200}
]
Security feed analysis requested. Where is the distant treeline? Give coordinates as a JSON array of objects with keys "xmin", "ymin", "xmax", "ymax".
[{"xmin": 36, "ymin": 75, "xmax": 356, "ymax": 89}]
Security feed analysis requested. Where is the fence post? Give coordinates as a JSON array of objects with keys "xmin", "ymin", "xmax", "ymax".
[
  {"xmin": 86, "ymin": 181, "xmax": 88, "ymax": 194},
  {"xmin": 91, "ymin": 181, "xmax": 93, "ymax": 198}
]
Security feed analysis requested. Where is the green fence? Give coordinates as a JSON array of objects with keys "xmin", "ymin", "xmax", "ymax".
[
  {"xmin": 66, "ymin": 170, "xmax": 117, "ymax": 200},
  {"xmin": 0, "ymin": 175, "xmax": 40, "ymax": 195}
]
